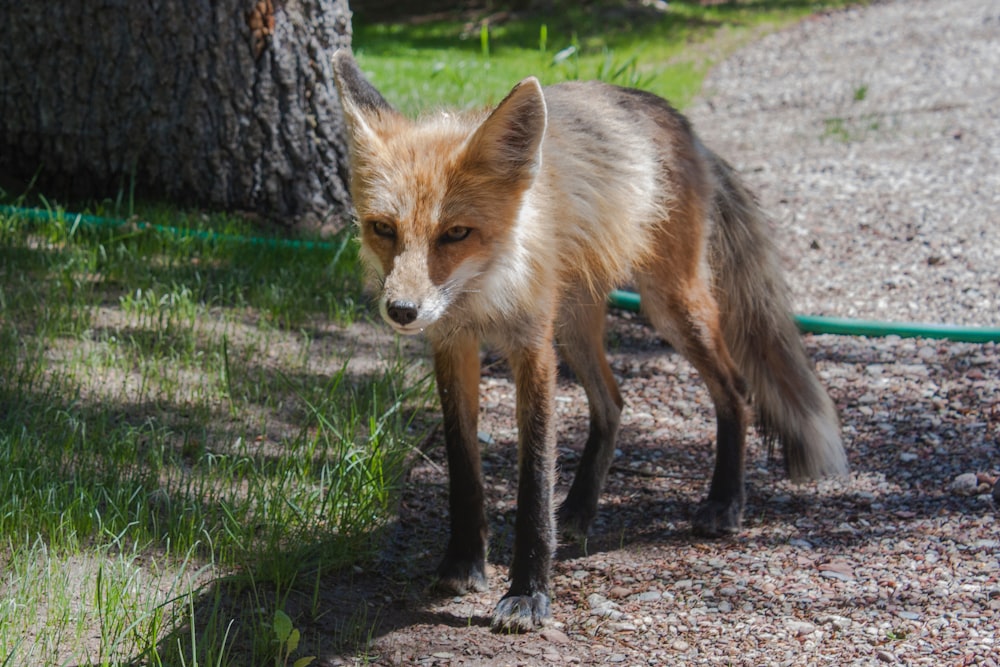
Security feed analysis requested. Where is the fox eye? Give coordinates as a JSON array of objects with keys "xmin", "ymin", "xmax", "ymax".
[
  {"xmin": 440, "ymin": 226, "xmax": 471, "ymax": 244},
  {"xmin": 369, "ymin": 219, "xmax": 397, "ymax": 239}
]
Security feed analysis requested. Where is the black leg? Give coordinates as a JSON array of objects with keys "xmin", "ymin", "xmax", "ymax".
[
  {"xmin": 432, "ymin": 333, "xmax": 489, "ymax": 594},
  {"xmin": 491, "ymin": 341, "xmax": 558, "ymax": 632},
  {"xmin": 636, "ymin": 276, "xmax": 750, "ymax": 538}
]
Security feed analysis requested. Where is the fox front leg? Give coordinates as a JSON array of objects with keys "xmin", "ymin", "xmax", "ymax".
[
  {"xmin": 492, "ymin": 341, "xmax": 558, "ymax": 632},
  {"xmin": 432, "ymin": 333, "xmax": 489, "ymax": 594}
]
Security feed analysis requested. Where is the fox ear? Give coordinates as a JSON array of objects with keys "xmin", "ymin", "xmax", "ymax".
[
  {"xmin": 463, "ymin": 77, "xmax": 547, "ymax": 183},
  {"xmin": 332, "ymin": 50, "xmax": 399, "ymax": 142}
]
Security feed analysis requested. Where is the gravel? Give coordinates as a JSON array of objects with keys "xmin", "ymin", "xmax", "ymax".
[
  {"xmin": 688, "ymin": 0, "xmax": 1000, "ymax": 328},
  {"xmin": 303, "ymin": 2, "xmax": 1000, "ymax": 664}
]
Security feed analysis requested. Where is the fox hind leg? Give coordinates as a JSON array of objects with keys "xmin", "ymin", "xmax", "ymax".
[
  {"xmin": 555, "ymin": 291, "xmax": 623, "ymax": 540},
  {"xmin": 636, "ymin": 271, "xmax": 751, "ymax": 537}
]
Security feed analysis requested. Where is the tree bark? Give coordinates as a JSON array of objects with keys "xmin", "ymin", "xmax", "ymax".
[{"xmin": 0, "ymin": 0, "xmax": 354, "ymax": 228}]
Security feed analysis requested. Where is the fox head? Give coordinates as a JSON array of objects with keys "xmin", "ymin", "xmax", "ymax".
[{"xmin": 332, "ymin": 51, "xmax": 547, "ymax": 335}]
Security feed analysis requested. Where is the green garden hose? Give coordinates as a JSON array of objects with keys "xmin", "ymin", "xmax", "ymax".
[
  {"xmin": 0, "ymin": 204, "xmax": 336, "ymax": 250},
  {"xmin": 607, "ymin": 291, "xmax": 999, "ymax": 344}
]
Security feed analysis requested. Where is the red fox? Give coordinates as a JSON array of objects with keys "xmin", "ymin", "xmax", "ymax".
[{"xmin": 332, "ymin": 51, "xmax": 847, "ymax": 632}]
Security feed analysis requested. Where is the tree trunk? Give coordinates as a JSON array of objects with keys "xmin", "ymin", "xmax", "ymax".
[{"xmin": 0, "ymin": 0, "xmax": 354, "ymax": 228}]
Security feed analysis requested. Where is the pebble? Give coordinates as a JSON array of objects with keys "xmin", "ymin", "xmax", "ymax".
[
  {"xmin": 876, "ymin": 649, "xmax": 899, "ymax": 663},
  {"xmin": 950, "ymin": 472, "xmax": 980, "ymax": 496},
  {"xmin": 818, "ymin": 561, "xmax": 856, "ymax": 581},
  {"xmin": 587, "ymin": 593, "xmax": 609, "ymax": 609},
  {"xmin": 786, "ymin": 619, "xmax": 817, "ymax": 636},
  {"xmin": 607, "ymin": 621, "xmax": 638, "ymax": 632},
  {"xmin": 816, "ymin": 614, "xmax": 853, "ymax": 630},
  {"xmin": 587, "ymin": 593, "xmax": 623, "ymax": 620},
  {"xmin": 541, "ymin": 627, "xmax": 570, "ymax": 644},
  {"xmin": 608, "ymin": 586, "xmax": 632, "ymax": 599}
]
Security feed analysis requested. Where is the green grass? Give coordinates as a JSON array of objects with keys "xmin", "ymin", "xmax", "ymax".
[
  {"xmin": 0, "ymin": 206, "xmax": 434, "ymax": 665},
  {"xmin": 1, "ymin": 2, "xmax": 867, "ymax": 663},
  {"xmin": 353, "ymin": 0, "xmax": 865, "ymax": 114}
]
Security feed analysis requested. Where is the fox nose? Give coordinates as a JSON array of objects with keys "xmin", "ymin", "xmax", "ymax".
[{"xmin": 386, "ymin": 300, "xmax": 419, "ymax": 326}]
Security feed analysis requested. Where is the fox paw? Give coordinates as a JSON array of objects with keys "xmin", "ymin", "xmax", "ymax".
[
  {"xmin": 692, "ymin": 498, "xmax": 743, "ymax": 537},
  {"xmin": 433, "ymin": 556, "xmax": 488, "ymax": 595},
  {"xmin": 556, "ymin": 501, "xmax": 594, "ymax": 542},
  {"xmin": 491, "ymin": 592, "xmax": 551, "ymax": 633}
]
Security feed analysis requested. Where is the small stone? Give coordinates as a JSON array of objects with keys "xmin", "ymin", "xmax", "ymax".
[
  {"xmin": 818, "ymin": 561, "xmax": 855, "ymax": 581},
  {"xmin": 586, "ymin": 593, "xmax": 609, "ymax": 609},
  {"xmin": 816, "ymin": 614, "xmax": 852, "ymax": 630},
  {"xmin": 897, "ymin": 610, "xmax": 921, "ymax": 621},
  {"xmin": 608, "ymin": 586, "xmax": 632, "ymax": 599},
  {"xmin": 950, "ymin": 472, "xmax": 980, "ymax": 496},
  {"xmin": 587, "ymin": 593, "xmax": 621, "ymax": 619},
  {"xmin": 977, "ymin": 472, "xmax": 998, "ymax": 485},
  {"xmin": 786, "ymin": 619, "xmax": 816, "ymax": 636},
  {"xmin": 541, "ymin": 627, "xmax": 570, "ymax": 644},
  {"xmin": 608, "ymin": 621, "xmax": 638, "ymax": 632},
  {"xmin": 917, "ymin": 346, "xmax": 936, "ymax": 361},
  {"xmin": 876, "ymin": 649, "xmax": 899, "ymax": 663},
  {"xmin": 899, "ymin": 452, "xmax": 919, "ymax": 463}
]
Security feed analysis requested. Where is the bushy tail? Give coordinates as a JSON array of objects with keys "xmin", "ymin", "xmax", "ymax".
[{"xmin": 706, "ymin": 152, "xmax": 848, "ymax": 482}]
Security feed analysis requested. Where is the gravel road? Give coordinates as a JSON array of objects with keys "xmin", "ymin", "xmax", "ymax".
[
  {"xmin": 689, "ymin": 0, "xmax": 1000, "ymax": 328},
  {"xmin": 309, "ymin": 2, "xmax": 1000, "ymax": 664}
]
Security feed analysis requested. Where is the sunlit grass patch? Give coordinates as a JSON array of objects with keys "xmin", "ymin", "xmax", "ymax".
[{"xmin": 354, "ymin": 0, "xmax": 866, "ymax": 114}]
